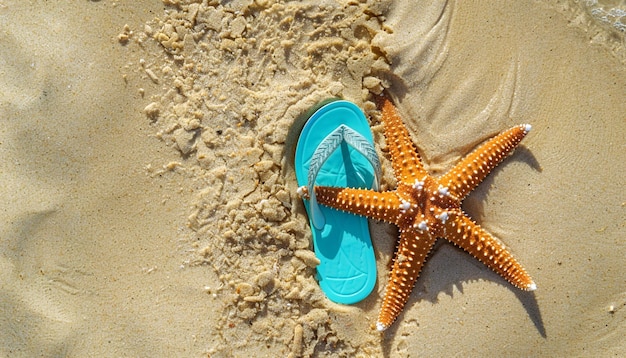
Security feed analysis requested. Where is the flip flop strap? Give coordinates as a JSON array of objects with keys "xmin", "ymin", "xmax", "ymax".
[{"xmin": 308, "ymin": 124, "xmax": 381, "ymax": 230}]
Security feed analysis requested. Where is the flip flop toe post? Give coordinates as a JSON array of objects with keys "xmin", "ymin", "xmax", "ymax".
[{"xmin": 295, "ymin": 100, "xmax": 379, "ymax": 304}]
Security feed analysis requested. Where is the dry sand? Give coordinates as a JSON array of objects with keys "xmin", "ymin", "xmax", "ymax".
[{"xmin": 0, "ymin": 0, "xmax": 624, "ymax": 356}]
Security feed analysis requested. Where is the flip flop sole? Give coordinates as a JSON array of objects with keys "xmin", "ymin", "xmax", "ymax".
[{"xmin": 295, "ymin": 100, "xmax": 377, "ymax": 304}]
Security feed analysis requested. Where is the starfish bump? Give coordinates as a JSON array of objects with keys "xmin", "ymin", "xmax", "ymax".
[{"xmin": 312, "ymin": 96, "xmax": 535, "ymax": 331}]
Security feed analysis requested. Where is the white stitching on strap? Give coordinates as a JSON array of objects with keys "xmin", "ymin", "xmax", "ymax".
[{"xmin": 307, "ymin": 124, "xmax": 381, "ymax": 230}]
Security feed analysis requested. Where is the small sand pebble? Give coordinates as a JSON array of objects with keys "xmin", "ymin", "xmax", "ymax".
[
  {"xmin": 295, "ymin": 250, "xmax": 320, "ymax": 268},
  {"xmin": 255, "ymin": 271, "xmax": 274, "ymax": 288},
  {"xmin": 235, "ymin": 282, "xmax": 255, "ymax": 297},
  {"xmin": 143, "ymin": 102, "xmax": 160, "ymax": 120}
]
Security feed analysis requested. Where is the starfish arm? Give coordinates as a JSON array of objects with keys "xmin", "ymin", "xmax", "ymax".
[
  {"xmin": 444, "ymin": 211, "xmax": 536, "ymax": 291},
  {"xmin": 379, "ymin": 97, "xmax": 428, "ymax": 183},
  {"xmin": 314, "ymin": 186, "xmax": 402, "ymax": 224},
  {"xmin": 439, "ymin": 124, "xmax": 531, "ymax": 200},
  {"xmin": 376, "ymin": 229, "xmax": 436, "ymax": 331}
]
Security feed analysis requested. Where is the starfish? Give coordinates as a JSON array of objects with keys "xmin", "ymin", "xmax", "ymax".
[{"xmin": 300, "ymin": 96, "xmax": 536, "ymax": 331}]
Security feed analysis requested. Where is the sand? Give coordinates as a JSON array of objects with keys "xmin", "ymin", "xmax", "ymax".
[{"xmin": 0, "ymin": 0, "xmax": 624, "ymax": 356}]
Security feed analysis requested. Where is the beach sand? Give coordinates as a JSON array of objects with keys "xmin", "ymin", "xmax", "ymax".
[{"xmin": 0, "ymin": 0, "xmax": 624, "ymax": 356}]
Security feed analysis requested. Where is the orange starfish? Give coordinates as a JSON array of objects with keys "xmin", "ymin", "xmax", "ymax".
[{"xmin": 300, "ymin": 96, "xmax": 536, "ymax": 331}]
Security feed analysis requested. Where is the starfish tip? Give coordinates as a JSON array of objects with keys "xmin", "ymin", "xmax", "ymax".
[
  {"xmin": 528, "ymin": 282, "xmax": 537, "ymax": 291},
  {"xmin": 376, "ymin": 322, "xmax": 387, "ymax": 332},
  {"xmin": 523, "ymin": 124, "xmax": 532, "ymax": 133}
]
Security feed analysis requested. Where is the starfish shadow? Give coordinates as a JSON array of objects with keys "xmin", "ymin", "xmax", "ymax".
[
  {"xmin": 429, "ymin": 244, "xmax": 545, "ymax": 336},
  {"xmin": 515, "ymin": 288, "xmax": 546, "ymax": 337},
  {"xmin": 462, "ymin": 144, "xmax": 541, "ymax": 218},
  {"xmin": 378, "ymin": 242, "xmax": 545, "ymax": 357},
  {"xmin": 513, "ymin": 145, "xmax": 541, "ymax": 171}
]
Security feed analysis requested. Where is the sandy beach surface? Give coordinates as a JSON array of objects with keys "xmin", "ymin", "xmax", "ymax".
[{"xmin": 1, "ymin": 0, "xmax": 624, "ymax": 356}]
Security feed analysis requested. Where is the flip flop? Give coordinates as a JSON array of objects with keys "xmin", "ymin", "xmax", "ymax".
[{"xmin": 295, "ymin": 99, "xmax": 380, "ymax": 304}]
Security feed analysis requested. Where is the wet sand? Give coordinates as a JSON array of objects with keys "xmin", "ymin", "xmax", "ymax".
[{"xmin": 1, "ymin": 0, "xmax": 624, "ymax": 356}]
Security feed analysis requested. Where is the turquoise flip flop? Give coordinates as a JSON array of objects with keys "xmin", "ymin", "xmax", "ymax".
[{"xmin": 295, "ymin": 99, "xmax": 380, "ymax": 304}]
